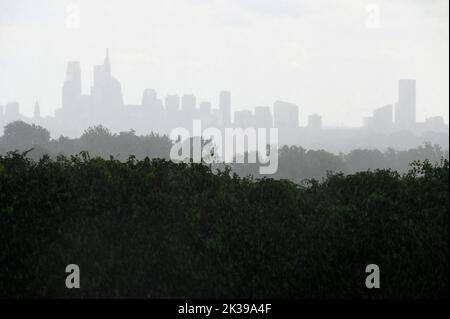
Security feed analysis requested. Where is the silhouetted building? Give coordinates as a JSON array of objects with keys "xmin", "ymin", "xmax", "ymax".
[
  {"xmin": 219, "ymin": 91, "xmax": 231, "ymax": 127},
  {"xmin": 234, "ymin": 110, "xmax": 253, "ymax": 129},
  {"xmin": 273, "ymin": 101, "xmax": 299, "ymax": 129},
  {"xmin": 165, "ymin": 94, "xmax": 180, "ymax": 112},
  {"xmin": 90, "ymin": 49, "xmax": 124, "ymax": 112},
  {"xmin": 424, "ymin": 116, "xmax": 446, "ymax": 131},
  {"xmin": 33, "ymin": 100, "xmax": 41, "ymax": 119},
  {"xmin": 395, "ymin": 79, "xmax": 416, "ymax": 128},
  {"xmin": 142, "ymin": 88, "xmax": 163, "ymax": 110},
  {"xmin": 142, "ymin": 88, "xmax": 156, "ymax": 106},
  {"xmin": 254, "ymin": 106, "xmax": 273, "ymax": 128},
  {"xmin": 4, "ymin": 102, "xmax": 19, "ymax": 118},
  {"xmin": 308, "ymin": 114, "xmax": 322, "ymax": 130},
  {"xmin": 365, "ymin": 104, "xmax": 393, "ymax": 130},
  {"xmin": 199, "ymin": 102, "xmax": 212, "ymax": 115},
  {"xmin": 62, "ymin": 61, "xmax": 82, "ymax": 111},
  {"xmin": 181, "ymin": 94, "xmax": 196, "ymax": 118}
]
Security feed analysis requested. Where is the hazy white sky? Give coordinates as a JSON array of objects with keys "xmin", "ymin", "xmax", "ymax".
[{"xmin": 0, "ymin": 0, "xmax": 448, "ymax": 126}]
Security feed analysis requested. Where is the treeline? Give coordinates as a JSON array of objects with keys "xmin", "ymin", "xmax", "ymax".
[
  {"xmin": 234, "ymin": 143, "xmax": 449, "ymax": 183},
  {"xmin": 0, "ymin": 121, "xmax": 448, "ymax": 182},
  {"xmin": 0, "ymin": 121, "xmax": 172, "ymax": 161},
  {"xmin": 0, "ymin": 153, "xmax": 448, "ymax": 298}
]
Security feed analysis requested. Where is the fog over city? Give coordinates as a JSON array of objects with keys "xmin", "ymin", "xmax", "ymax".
[
  {"xmin": 0, "ymin": 1, "xmax": 449, "ymax": 301},
  {"xmin": 0, "ymin": 0, "xmax": 448, "ymax": 127}
]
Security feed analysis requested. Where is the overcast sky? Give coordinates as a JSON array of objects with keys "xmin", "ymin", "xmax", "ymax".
[{"xmin": 0, "ymin": 0, "xmax": 448, "ymax": 126}]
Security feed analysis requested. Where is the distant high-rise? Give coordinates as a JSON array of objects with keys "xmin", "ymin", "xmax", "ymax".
[
  {"xmin": 234, "ymin": 110, "xmax": 253, "ymax": 129},
  {"xmin": 165, "ymin": 95, "xmax": 180, "ymax": 112},
  {"xmin": 4, "ymin": 102, "xmax": 20, "ymax": 118},
  {"xmin": 142, "ymin": 88, "xmax": 157, "ymax": 106},
  {"xmin": 62, "ymin": 61, "xmax": 81, "ymax": 110},
  {"xmin": 33, "ymin": 100, "xmax": 41, "ymax": 119},
  {"xmin": 365, "ymin": 104, "xmax": 393, "ymax": 130},
  {"xmin": 181, "ymin": 94, "xmax": 196, "ymax": 113},
  {"xmin": 395, "ymin": 79, "xmax": 416, "ymax": 128},
  {"xmin": 142, "ymin": 88, "xmax": 163, "ymax": 110},
  {"xmin": 0, "ymin": 104, "xmax": 3, "ymax": 117},
  {"xmin": 424, "ymin": 116, "xmax": 446, "ymax": 131},
  {"xmin": 308, "ymin": 114, "xmax": 322, "ymax": 130},
  {"xmin": 219, "ymin": 91, "xmax": 231, "ymax": 126},
  {"xmin": 273, "ymin": 101, "xmax": 299, "ymax": 128},
  {"xmin": 199, "ymin": 102, "xmax": 212, "ymax": 115},
  {"xmin": 90, "ymin": 49, "xmax": 124, "ymax": 111},
  {"xmin": 254, "ymin": 106, "xmax": 273, "ymax": 128}
]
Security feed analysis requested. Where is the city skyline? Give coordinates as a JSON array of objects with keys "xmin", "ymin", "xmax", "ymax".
[
  {"xmin": 0, "ymin": 49, "xmax": 448, "ymax": 128},
  {"xmin": 0, "ymin": 0, "xmax": 448, "ymax": 126},
  {"xmin": 0, "ymin": 49, "xmax": 448, "ymax": 154}
]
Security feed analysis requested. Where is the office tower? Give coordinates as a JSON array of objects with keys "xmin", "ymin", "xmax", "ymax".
[
  {"xmin": 181, "ymin": 94, "xmax": 196, "ymax": 113},
  {"xmin": 273, "ymin": 101, "xmax": 299, "ymax": 129},
  {"xmin": 365, "ymin": 105, "xmax": 393, "ymax": 131},
  {"xmin": 234, "ymin": 110, "xmax": 253, "ymax": 129},
  {"xmin": 90, "ymin": 49, "xmax": 124, "ymax": 111},
  {"xmin": 33, "ymin": 101, "xmax": 41, "ymax": 119},
  {"xmin": 395, "ymin": 79, "xmax": 416, "ymax": 128},
  {"xmin": 142, "ymin": 89, "xmax": 163, "ymax": 114},
  {"xmin": 199, "ymin": 102, "xmax": 212, "ymax": 115},
  {"xmin": 308, "ymin": 114, "xmax": 322, "ymax": 130},
  {"xmin": 4, "ymin": 102, "xmax": 20, "ymax": 118},
  {"xmin": 0, "ymin": 104, "xmax": 3, "ymax": 117},
  {"xmin": 425, "ymin": 116, "xmax": 445, "ymax": 126},
  {"xmin": 142, "ymin": 88, "xmax": 157, "ymax": 106},
  {"xmin": 165, "ymin": 94, "xmax": 180, "ymax": 112},
  {"xmin": 62, "ymin": 61, "xmax": 82, "ymax": 110},
  {"xmin": 254, "ymin": 106, "xmax": 273, "ymax": 128},
  {"xmin": 219, "ymin": 91, "xmax": 231, "ymax": 126},
  {"xmin": 374, "ymin": 104, "xmax": 393, "ymax": 125},
  {"xmin": 425, "ymin": 116, "xmax": 446, "ymax": 131}
]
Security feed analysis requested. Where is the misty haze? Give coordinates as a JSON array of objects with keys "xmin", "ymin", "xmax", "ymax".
[{"xmin": 0, "ymin": 0, "xmax": 448, "ymax": 301}]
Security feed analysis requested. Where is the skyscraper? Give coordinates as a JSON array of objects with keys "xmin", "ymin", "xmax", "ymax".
[
  {"xmin": 4, "ymin": 102, "xmax": 20, "ymax": 118},
  {"xmin": 90, "ymin": 49, "xmax": 124, "ymax": 112},
  {"xmin": 165, "ymin": 95, "xmax": 180, "ymax": 112},
  {"xmin": 254, "ymin": 106, "xmax": 273, "ymax": 128},
  {"xmin": 219, "ymin": 91, "xmax": 231, "ymax": 126},
  {"xmin": 234, "ymin": 110, "xmax": 253, "ymax": 129},
  {"xmin": 395, "ymin": 79, "xmax": 416, "ymax": 128},
  {"xmin": 62, "ymin": 61, "xmax": 81, "ymax": 111},
  {"xmin": 365, "ymin": 105, "xmax": 393, "ymax": 131},
  {"xmin": 181, "ymin": 94, "xmax": 196, "ymax": 113},
  {"xmin": 142, "ymin": 88, "xmax": 157, "ymax": 106},
  {"xmin": 273, "ymin": 101, "xmax": 299, "ymax": 129},
  {"xmin": 33, "ymin": 100, "xmax": 41, "ymax": 119},
  {"xmin": 142, "ymin": 88, "xmax": 163, "ymax": 110},
  {"xmin": 308, "ymin": 114, "xmax": 322, "ymax": 130},
  {"xmin": 375, "ymin": 104, "xmax": 393, "ymax": 125},
  {"xmin": 199, "ymin": 102, "xmax": 212, "ymax": 115}
]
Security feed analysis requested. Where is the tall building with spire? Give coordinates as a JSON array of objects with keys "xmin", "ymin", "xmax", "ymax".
[{"xmin": 90, "ymin": 48, "xmax": 124, "ymax": 113}]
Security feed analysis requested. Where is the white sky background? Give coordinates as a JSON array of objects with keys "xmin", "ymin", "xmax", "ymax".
[{"xmin": 0, "ymin": 0, "xmax": 448, "ymax": 126}]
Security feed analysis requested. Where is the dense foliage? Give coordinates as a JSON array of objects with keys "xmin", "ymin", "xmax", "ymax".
[
  {"xmin": 1, "ymin": 121, "xmax": 449, "ymax": 183},
  {"xmin": 0, "ymin": 153, "xmax": 448, "ymax": 298}
]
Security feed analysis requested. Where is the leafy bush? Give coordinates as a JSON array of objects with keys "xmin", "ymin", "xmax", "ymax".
[{"xmin": 0, "ymin": 153, "xmax": 448, "ymax": 298}]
